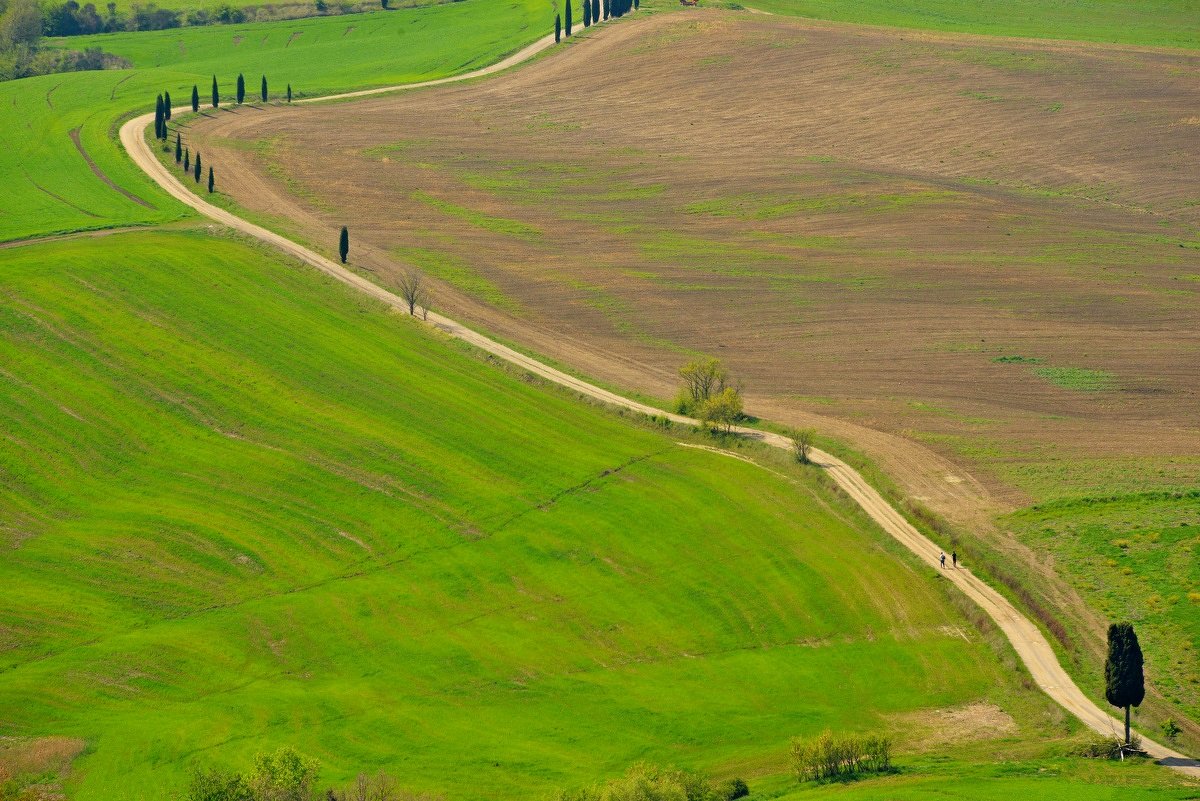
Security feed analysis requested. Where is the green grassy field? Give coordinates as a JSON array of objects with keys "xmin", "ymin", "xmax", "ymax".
[
  {"xmin": 2, "ymin": 0, "xmax": 549, "ymax": 242},
  {"xmin": 0, "ymin": 231, "xmax": 1052, "ymax": 799},
  {"xmin": 741, "ymin": 0, "xmax": 1200, "ymax": 49}
]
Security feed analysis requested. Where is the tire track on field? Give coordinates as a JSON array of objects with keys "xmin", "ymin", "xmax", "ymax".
[{"xmin": 118, "ymin": 12, "xmax": 1199, "ymax": 776}]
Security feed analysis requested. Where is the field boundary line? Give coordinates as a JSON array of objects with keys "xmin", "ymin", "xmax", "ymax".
[{"xmin": 118, "ymin": 12, "xmax": 1198, "ymax": 776}]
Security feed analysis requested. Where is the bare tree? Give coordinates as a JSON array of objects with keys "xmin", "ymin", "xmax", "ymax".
[
  {"xmin": 397, "ymin": 270, "xmax": 428, "ymax": 316},
  {"xmin": 790, "ymin": 427, "xmax": 816, "ymax": 464}
]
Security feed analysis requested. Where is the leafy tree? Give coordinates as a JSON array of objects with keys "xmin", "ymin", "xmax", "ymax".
[
  {"xmin": 236, "ymin": 73, "xmax": 245, "ymax": 104},
  {"xmin": 1105, "ymin": 622, "xmax": 1145, "ymax": 745},
  {"xmin": 175, "ymin": 132, "xmax": 182, "ymax": 163},
  {"xmin": 163, "ymin": 90, "xmax": 171, "ymax": 120},
  {"xmin": 208, "ymin": 166, "xmax": 214, "ymax": 193},
  {"xmin": 699, "ymin": 387, "xmax": 743, "ymax": 434},
  {"xmin": 554, "ymin": 13, "xmax": 560, "ymax": 42},
  {"xmin": 287, "ymin": 83, "xmax": 292, "ymax": 103},
  {"xmin": 191, "ymin": 83, "xmax": 199, "ymax": 112},
  {"xmin": 211, "ymin": 74, "xmax": 219, "ymax": 108},
  {"xmin": 194, "ymin": 151, "xmax": 201, "ymax": 183},
  {"xmin": 260, "ymin": 74, "xmax": 267, "ymax": 102},
  {"xmin": 249, "ymin": 746, "xmax": 320, "ymax": 801},
  {"xmin": 338, "ymin": 226, "xmax": 349, "ymax": 264},
  {"xmin": 583, "ymin": 0, "xmax": 591, "ymax": 27},
  {"xmin": 789, "ymin": 427, "xmax": 816, "ymax": 464},
  {"xmin": 677, "ymin": 357, "xmax": 729, "ymax": 413}
]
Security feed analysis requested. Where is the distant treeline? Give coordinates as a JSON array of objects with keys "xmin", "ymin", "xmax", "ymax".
[{"xmin": 0, "ymin": 0, "xmax": 127, "ymax": 81}]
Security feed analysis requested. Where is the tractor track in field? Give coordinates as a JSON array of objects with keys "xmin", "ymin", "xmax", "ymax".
[{"xmin": 118, "ymin": 12, "xmax": 1199, "ymax": 776}]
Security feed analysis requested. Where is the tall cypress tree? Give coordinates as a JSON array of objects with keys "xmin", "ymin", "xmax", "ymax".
[
  {"xmin": 175, "ymin": 132, "xmax": 182, "ymax": 163},
  {"xmin": 154, "ymin": 94, "xmax": 163, "ymax": 139},
  {"xmin": 591, "ymin": 0, "xmax": 598, "ymax": 24},
  {"xmin": 194, "ymin": 152, "xmax": 202, "ymax": 183},
  {"xmin": 287, "ymin": 84, "xmax": 292, "ymax": 103},
  {"xmin": 211, "ymin": 75, "xmax": 219, "ymax": 108},
  {"xmin": 565, "ymin": 0, "xmax": 572, "ymax": 35},
  {"xmin": 338, "ymin": 227, "xmax": 349, "ymax": 264},
  {"xmin": 208, "ymin": 166, "xmax": 214, "ymax": 193},
  {"xmin": 583, "ymin": 0, "xmax": 591, "ymax": 27},
  {"xmin": 1105, "ymin": 623, "xmax": 1146, "ymax": 745},
  {"xmin": 163, "ymin": 90, "xmax": 172, "ymax": 120},
  {"xmin": 261, "ymin": 75, "xmax": 268, "ymax": 103},
  {"xmin": 602, "ymin": 0, "xmax": 608, "ymax": 20},
  {"xmin": 183, "ymin": 148, "xmax": 190, "ymax": 172},
  {"xmin": 192, "ymin": 84, "xmax": 199, "ymax": 112},
  {"xmin": 236, "ymin": 73, "xmax": 245, "ymax": 104},
  {"xmin": 554, "ymin": 13, "xmax": 561, "ymax": 42}
]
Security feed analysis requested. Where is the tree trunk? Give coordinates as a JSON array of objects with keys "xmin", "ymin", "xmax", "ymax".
[{"xmin": 1125, "ymin": 705, "xmax": 1131, "ymax": 745}]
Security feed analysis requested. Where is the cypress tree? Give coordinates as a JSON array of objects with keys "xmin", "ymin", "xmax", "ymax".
[
  {"xmin": 236, "ymin": 73, "xmax": 245, "ymax": 104},
  {"xmin": 183, "ymin": 148, "xmax": 190, "ymax": 172},
  {"xmin": 154, "ymin": 94, "xmax": 163, "ymax": 139},
  {"xmin": 338, "ymin": 227, "xmax": 349, "ymax": 264},
  {"xmin": 287, "ymin": 84, "xmax": 292, "ymax": 103},
  {"xmin": 261, "ymin": 75, "xmax": 268, "ymax": 103},
  {"xmin": 194, "ymin": 152, "xmax": 202, "ymax": 183},
  {"xmin": 175, "ymin": 132, "xmax": 182, "ymax": 163},
  {"xmin": 1105, "ymin": 623, "xmax": 1146, "ymax": 745},
  {"xmin": 208, "ymin": 166, "xmax": 214, "ymax": 193},
  {"xmin": 565, "ymin": 0, "xmax": 572, "ymax": 35},
  {"xmin": 192, "ymin": 84, "xmax": 199, "ymax": 112},
  {"xmin": 591, "ymin": 0, "xmax": 598, "ymax": 23},
  {"xmin": 554, "ymin": 13, "xmax": 560, "ymax": 42},
  {"xmin": 163, "ymin": 90, "xmax": 172, "ymax": 120},
  {"xmin": 633, "ymin": 0, "xmax": 638, "ymax": 9},
  {"xmin": 602, "ymin": 0, "xmax": 608, "ymax": 20},
  {"xmin": 212, "ymin": 75, "xmax": 219, "ymax": 108},
  {"xmin": 583, "ymin": 0, "xmax": 590, "ymax": 27}
]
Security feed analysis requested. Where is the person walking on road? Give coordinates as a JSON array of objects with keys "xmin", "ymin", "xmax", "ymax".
[
  {"xmin": 952, "ymin": 550, "xmax": 957, "ymax": 568},
  {"xmin": 939, "ymin": 552, "xmax": 946, "ymax": 569}
]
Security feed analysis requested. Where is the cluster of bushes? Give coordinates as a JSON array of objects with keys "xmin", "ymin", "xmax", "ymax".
[
  {"xmin": 790, "ymin": 730, "xmax": 892, "ymax": 782},
  {"xmin": 186, "ymin": 747, "xmax": 321, "ymax": 801},
  {"xmin": 675, "ymin": 358, "xmax": 744, "ymax": 433},
  {"xmin": 0, "ymin": 0, "xmax": 127, "ymax": 80},
  {"xmin": 552, "ymin": 763, "xmax": 748, "ymax": 801},
  {"xmin": 42, "ymin": 0, "xmax": 378, "ymax": 36}
]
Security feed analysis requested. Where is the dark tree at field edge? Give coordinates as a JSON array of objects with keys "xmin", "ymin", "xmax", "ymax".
[
  {"xmin": 194, "ymin": 151, "xmax": 202, "ymax": 183},
  {"xmin": 583, "ymin": 0, "xmax": 591, "ymax": 27},
  {"xmin": 339, "ymin": 227, "xmax": 349, "ymax": 264},
  {"xmin": 261, "ymin": 75, "xmax": 268, "ymax": 103},
  {"xmin": 163, "ymin": 90, "xmax": 171, "ymax": 120},
  {"xmin": 1105, "ymin": 623, "xmax": 1145, "ymax": 745},
  {"xmin": 565, "ymin": 0, "xmax": 572, "ymax": 35},
  {"xmin": 175, "ymin": 132, "xmax": 182, "ymax": 163},
  {"xmin": 212, "ymin": 75, "xmax": 219, "ymax": 108},
  {"xmin": 287, "ymin": 84, "xmax": 292, "ymax": 103},
  {"xmin": 554, "ymin": 13, "xmax": 561, "ymax": 42},
  {"xmin": 208, "ymin": 166, "xmax": 214, "ymax": 193},
  {"xmin": 236, "ymin": 73, "xmax": 245, "ymax": 104},
  {"xmin": 192, "ymin": 84, "xmax": 199, "ymax": 112}
]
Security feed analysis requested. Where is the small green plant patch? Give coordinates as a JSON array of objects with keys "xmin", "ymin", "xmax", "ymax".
[{"xmin": 1034, "ymin": 366, "xmax": 1115, "ymax": 391}]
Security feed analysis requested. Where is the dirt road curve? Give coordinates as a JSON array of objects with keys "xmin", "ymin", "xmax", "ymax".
[{"xmin": 119, "ymin": 16, "xmax": 1197, "ymax": 775}]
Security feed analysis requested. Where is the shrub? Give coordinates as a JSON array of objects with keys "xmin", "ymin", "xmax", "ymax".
[
  {"xmin": 791, "ymin": 730, "xmax": 891, "ymax": 782},
  {"xmin": 551, "ymin": 763, "xmax": 729, "ymax": 801},
  {"xmin": 714, "ymin": 778, "xmax": 749, "ymax": 801},
  {"xmin": 1162, "ymin": 718, "xmax": 1183, "ymax": 742},
  {"xmin": 1078, "ymin": 732, "xmax": 1143, "ymax": 759}
]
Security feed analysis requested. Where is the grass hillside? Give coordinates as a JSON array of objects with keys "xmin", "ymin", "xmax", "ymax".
[
  {"xmin": 0, "ymin": 230, "xmax": 1051, "ymax": 799},
  {"xmin": 744, "ymin": 0, "xmax": 1200, "ymax": 49},
  {"xmin": 2, "ymin": 0, "xmax": 549, "ymax": 241}
]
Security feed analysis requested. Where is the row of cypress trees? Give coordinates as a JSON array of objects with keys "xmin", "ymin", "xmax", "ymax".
[
  {"xmin": 171, "ymin": 74, "xmax": 293, "ymax": 115},
  {"xmin": 555, "ymin": 0, "xmax": 631, "ymax": 43}
]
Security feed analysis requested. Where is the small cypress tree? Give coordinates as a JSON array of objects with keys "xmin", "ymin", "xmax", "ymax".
[
  {"xmin": 287, "ymin": 84, "xmax": 292, "ymax": 103},
  {"xmin": 236, "ymin": 73, "xmax": 245, "ymax": 104},
  {"xmin": 565, "ymin": 0, "xmax": 572, "ymax": 35},
  {"xmin": 338, "ymin": 227, "xmax": 349, "ymax": 264},
  {"xmin": 154, "ymin": 94, "xmax": 163, "ymax": 139},
  {"xmin": 212, "ymin": 75, "xmax": 219, "ymax": 108},
  {"xmin": 183, "ymin": 148, "xmax": 190, "ymax": 172},
  {"xmin": 175, "ymin": 132, "xmax": 182, "ymax": 163},
  {"xmin": 554, "ymin": 13, "xmax": 561, "ymax": 42},
  {"xmin": 261, "ymin": 75, "xmax": 268, "ymax": 103},
  {"xmin": 163, "ymin": 90, "xmax": 172, "ymax": 120},
  {"xmin": 191, "ymin": 84, "xmax": 199, "ymax": 112},
  {"xmin": 1105, "ymin": 623, "xmax": 1146, "ymax": 746},
  {"xmin": 591, "ymin": 0, "xmax": 598, "ymax": 24},
  {"xmin": 381, "ymin": 0, "xmax": 388, "ymax": 7},
  {"xmin": 583, "ymin": 0, "xmax": 591, "ymax": 27},
  {"xmin": 194, "ymin": 152, "xmax": 202, "ymax": 183},
  {"xmin": 208, "ymin": 166, "xmax": 214, "ymax": 193}
]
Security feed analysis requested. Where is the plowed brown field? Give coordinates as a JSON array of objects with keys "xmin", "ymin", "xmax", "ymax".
[{"xmin": 187, "ymin": 10, "xmax": 1200, "ymax": 529}]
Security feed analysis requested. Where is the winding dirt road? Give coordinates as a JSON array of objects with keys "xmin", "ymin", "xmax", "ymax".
[{"xmin": 119, "ymin": 15, "xmax": 1198, "ymax": 775}]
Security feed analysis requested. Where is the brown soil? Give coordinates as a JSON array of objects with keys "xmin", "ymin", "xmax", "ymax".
[{"xmin": 186, "ymin": 11, "xmax": 1200, "ymax": 535}]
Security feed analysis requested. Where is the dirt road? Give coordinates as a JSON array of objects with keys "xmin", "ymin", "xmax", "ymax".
[{"xmin": 119, "ymin": 16, "xmax": 1198, "ymax": 775}]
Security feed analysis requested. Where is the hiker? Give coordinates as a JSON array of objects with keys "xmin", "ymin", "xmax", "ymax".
[
  {"xmin": 939, "ymin": 552, "xmax": 946, "ymax": 569},
  {"xmin": 952, "ymin": 550, "xmax": 957, "ymax": 568}
]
